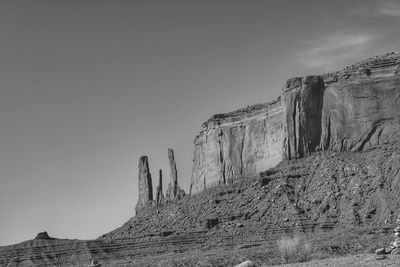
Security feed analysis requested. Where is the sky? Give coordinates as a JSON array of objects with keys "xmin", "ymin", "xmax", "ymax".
[{"xmin": 1, "ymin": 0, "xmax": 400, "ymax": 246}]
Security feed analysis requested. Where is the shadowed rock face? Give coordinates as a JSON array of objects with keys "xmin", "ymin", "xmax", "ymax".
[
  {"xmin": 191, "ymin": 52, "xmax": 400, "ymax": 194},
  {"xmin": 135, "ymin": 156, "xmax": 153, "ymax": 214},
  {"xmin": 283, "ymin": 58, "xmax": 400, "ymax": 158},
  {"xmin": 35, "ymin": 232, "xmax": 52, "ymax": 240},
  {"xmin": 282, "ymin": 76, "xmax": 325, "ymax": 159},
  {"xmin": 156, "ymin": 169, "xmax": 164, "ymax": 204}
]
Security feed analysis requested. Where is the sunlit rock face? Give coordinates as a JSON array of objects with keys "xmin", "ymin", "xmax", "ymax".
[
  {"xmin": 165, "ymin": 148, "xmax": 186, "ymax": 201},
  {"xmin": 190, "ymin": 100, "xmax": 284, "ymax": 194},
  {"xmin": 191, "ymin": 52, "xmax": 400, "ymax": 194},
  {"xmin": 135, "ymin": 156, "xmax": 153, "ymax": 214},
  {"xmin": 283, "ymin": 54, "xmax": 400, "ymax": 158}
]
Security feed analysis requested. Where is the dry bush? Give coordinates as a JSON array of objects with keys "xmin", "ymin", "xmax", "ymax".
[{"xmin": 277, "ymin": 236, "xmax": 312, "ymax": 263}]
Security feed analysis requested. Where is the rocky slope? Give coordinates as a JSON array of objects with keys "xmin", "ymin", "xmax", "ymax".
[
  {"xmin": 3, "ymin": 144, "xmax": 400, "ymax": 266},
  {"xmin": 191, "ymin": 52, "xmax": 400, "ymax": 194},
  {"xmin": 1, "ymin": 51, "xmax": 400, "ymax": 267}
]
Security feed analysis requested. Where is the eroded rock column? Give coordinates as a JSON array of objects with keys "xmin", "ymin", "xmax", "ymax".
[
  {"xmin": 282, "ymin": 76, "xmax": 325, "ymax": 159},
  {"xmin": 166, "ymin": 148, "xmax": 186, "ymax": 201},
  {"xmin": 155, "ymin": 169, "xmax": 164, "ymax": 204},
  {"xmin": 135, "ymin": 156, "xmax": 153, "ymax": 214}
]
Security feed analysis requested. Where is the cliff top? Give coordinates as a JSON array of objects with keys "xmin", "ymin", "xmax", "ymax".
[
  {"xmin": 338, "ymin": 51, "xmax": 400, "ymax": 73},
  {"xmin": 202, "ymin": 96, "xmax": 281, "ymax": 128},
  {"xmin": 202, "ymin": 51, "xmax": 400, "ymax": 128}
]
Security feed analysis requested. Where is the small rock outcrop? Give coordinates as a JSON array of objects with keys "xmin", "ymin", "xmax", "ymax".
[
  {"xmin": 391, "ymin": 216, "xmax": 400, "ymax": 249},
  {"xmin": 34, "ymin": 232, "xmax": 53, "ymax": 240},
  {"xmin": 165, "ymin": 148, "xmax": 186, "ymax": 201},
  {"xmin": 155, "ymin": 169, "xmax": 164, "ymax": 204},
  {"xmin": 135, "ymin": 156, "xmax": 153, "ymax": 214},
  {"xmin": 376, "ymin": 215, "xmax": 400, "ymax": 256}
]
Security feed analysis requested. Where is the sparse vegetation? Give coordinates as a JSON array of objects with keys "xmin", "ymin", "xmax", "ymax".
[
  {"xmin": 364, "ymin": 235, "xmax": 392, "ymax": 254},
  {"xmin": 277, "ymin": 235, "xmax": 312, "ymax": 263}
]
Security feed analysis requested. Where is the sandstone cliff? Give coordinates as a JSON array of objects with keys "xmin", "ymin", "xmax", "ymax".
[
  {"xmin": 191, "ymin": 52, "xmax": 400, "ymax": 194},
  {"xmin": 3, "ymin": 51, "xmax": 400, "ymax": 267},
  {"xmin": 190, "ymin": 100, "xmax": 283, "ymax": 194}
]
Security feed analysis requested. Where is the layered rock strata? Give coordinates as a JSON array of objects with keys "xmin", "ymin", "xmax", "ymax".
[
  {"xmin": 135, "ymin": 156, "xmax": 153, "ymax": 214},
  {"xmin": 191, "ymin": 52, "xmax": 400, "ymax": 194},
  {"xmin": 283, "ymin": 64, "xmax": 400, "ymax": 159},
  {"xmin": 190, "ymin": 99, "xmax": 285, "ymax": 194}
]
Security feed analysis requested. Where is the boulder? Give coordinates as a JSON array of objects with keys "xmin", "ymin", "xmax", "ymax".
[
  {"xmin": 375, "ymin": 248, "xmax": 387, "ymax": 255},
  {"xmin": 87, "ymin": 259, "xmax": 101, "ymax": 267},
  {"xmin": 234, "ymin": 260, "xmax": 255, "ymax": 267}
]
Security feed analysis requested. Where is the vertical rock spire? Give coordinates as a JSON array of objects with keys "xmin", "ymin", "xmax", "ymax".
[
  {"xmin": 156, "ymin": 169, "xmax": 164, "ymax": 204},
  {"xmin": 135, "ymin": 156, "xmax": 153, "ymax": 214},
  {"xmin": 166, "ymin": 148, "xmax": 186, "ymax": 201},
  {"xmin": 168, "ymin": 148, "xmax": 178, "ymax": 197}
]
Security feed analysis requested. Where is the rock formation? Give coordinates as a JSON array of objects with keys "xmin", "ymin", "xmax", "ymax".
[
  {"xmin": 135, "ymin": 156, "xmax": 153, "ymax": 214},
  {"xmin": 191, "ymin": 51, "xmax": 400, "ymax": 194},
  {"xmin": 190, "ymin": 100, "xmax": 283, "ymax": 194},
  {"xmin": 377, "ymin": 215, "xmax": 400, "ymax": 255},
  {"xmin": 156, "ymin": 169, "xmax": 164, "ymax": 204},
  {"xmin": 167, "ymin": 148, "xmax": 178, "ymax": 198},
  {"xmin": 3, "ymin": 51, "xmax": 400, "ymax": 267},
  {"xmin": 87, "ymin": 259, "xmax": 101, "ymax": 267},
  {"xmin": 392, "ymin": 217, "xmax": 400, "ymax": 254},
  {"xmin": 282, "ymin": 66, "xmax": 400, "ymax": 159},
  {"xmin": 35, "ymin": 231, "xmax": 53, "ymax": 240},
  {"xmin": 165, "ymin": 148, "xmax": 186, "ymax": 201}
]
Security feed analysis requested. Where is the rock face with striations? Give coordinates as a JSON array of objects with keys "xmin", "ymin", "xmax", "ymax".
[
  {"xmin": 156, "ymin": 169, "xmax": 164, "ymax": 204},
  {"xmin": 190, "ymin": 100, "xmax": 284, "ymax": 194},
  {"xmin": 282, "ymin": 55, "xmax": 400, "ymax": 158},
  {"xmin": 165, "ymin": 148, "xmax": 186, "ymax": 201},
  {"xmin": 191, "ymin": 52, "xmax": 400, "ymax": 194},
  {"xmin": 135, "ymin": 156, "xmax": 153, "ymax": 214}
]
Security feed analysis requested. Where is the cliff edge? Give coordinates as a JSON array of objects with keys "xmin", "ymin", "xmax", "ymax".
[{"xmin": 191, "ymin": 52, "xmax": 400, "ymax": 194}]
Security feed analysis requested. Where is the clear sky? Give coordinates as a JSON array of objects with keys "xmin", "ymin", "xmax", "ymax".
[{"xmin": 1, "ymin": 0, "xmax": 399, "ymax": 246}]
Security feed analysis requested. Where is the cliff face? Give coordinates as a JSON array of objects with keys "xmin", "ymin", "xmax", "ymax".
[
  {"xmin": 190, "ymin": 100, "xmax": 284, "ymax": 194},
  {"xmin": 191, "ymin": 52, "xmax": 400, "ymax": 194},
  {"xmin": 283, "ymin": 54, "xmax": 400, "ymax": 158}
]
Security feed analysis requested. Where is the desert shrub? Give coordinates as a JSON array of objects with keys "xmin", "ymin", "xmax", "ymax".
[{"xmin": 277, "ymin": 235, "xmax": 312, "ymax": 263}]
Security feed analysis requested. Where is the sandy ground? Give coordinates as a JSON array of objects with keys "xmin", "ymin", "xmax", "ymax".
[{"xmin": 270, "ymin": 254, "xmax": 400, "ymax": 267}]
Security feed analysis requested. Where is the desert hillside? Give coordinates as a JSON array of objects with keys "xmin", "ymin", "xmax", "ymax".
[{"xmin": 1, "ymin": 51, "xmax": 400, "ymax": 267}]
